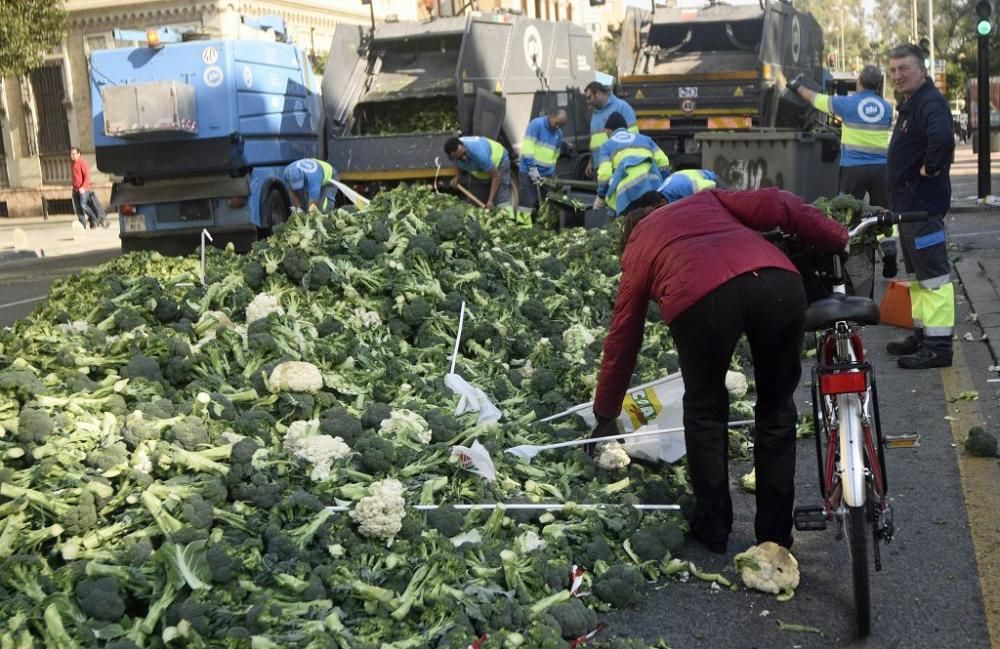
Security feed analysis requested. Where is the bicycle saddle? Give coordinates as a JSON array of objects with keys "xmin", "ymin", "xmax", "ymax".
[{"xmin": 804, "ymin": 293, "xmax": 880, "ymax": 332}]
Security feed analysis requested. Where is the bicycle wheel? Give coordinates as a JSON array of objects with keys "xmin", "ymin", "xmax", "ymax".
[{"xmin": 845, "ymin": 505, "xmax": 872, "ymax": 637}]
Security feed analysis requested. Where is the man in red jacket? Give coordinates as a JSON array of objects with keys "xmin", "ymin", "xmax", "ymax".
[
  {"xmin": 71, "ymin": 147, "xmax": 107, "ymax": 229},
  {"xmin": 590, "ymin": 187, "xmax": 848, "ymax": 553}
]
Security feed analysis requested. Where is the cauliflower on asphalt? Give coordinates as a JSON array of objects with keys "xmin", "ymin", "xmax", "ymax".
[
  {"xmin": 734, "ymin": 542, "xmax": 800, "ymax": 596},
  {"xmin": 267, "ymin": 361, "xmax": 324, "ymax": 394},
  {"xmin": 726, "ymin": 371, "xmax": 749, "ymax": 399},
  {"xmin": 379, "ymin": 409, "xmax": 431, "ymax": 445},
  {"xmin": 283, "ymin": 419, "xmax": 351, "ymax": 482},
  {"xmin": 596, "ymin": 441, "xmax": 631, "ymax": 470},
  {"xmin": 739, "ymin": 467, "xmax": 756, "ymax": 493},
  {"xmin": 245, "ymin": 292, "xmax": 285, "ymax": 323},
  {"xmin": 350, "ymin": 478, "xmax": 406, "ymax": 540}
]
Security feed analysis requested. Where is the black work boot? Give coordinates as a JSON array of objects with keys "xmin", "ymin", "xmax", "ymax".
[
  {"xmin": 897, "ymin": 348, "xmax": 952, "ymax": 369},
  {"xmin": 886, "ymin": 335, "xmax": 920, "ymax": 356}
]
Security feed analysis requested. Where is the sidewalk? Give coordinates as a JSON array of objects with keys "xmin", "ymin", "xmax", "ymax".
[{"xmin": 0, "ymin": 214, "xmax": 120, "ymax": 265}]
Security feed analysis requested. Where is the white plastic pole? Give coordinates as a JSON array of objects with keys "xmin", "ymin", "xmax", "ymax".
[
  {"xmin": 200, "ymin": 229, "xmax": 214, "ymax": 286},
  {"xmin": 449, "ymin": 301, "xmax": 467, "ymax": 375},
  {"xmin": 324, "ymin": 503, "xmax": 680, "ymax": 513}
]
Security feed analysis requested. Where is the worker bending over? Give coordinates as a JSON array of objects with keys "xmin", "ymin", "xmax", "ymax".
[
  {"xmin": 658, "ymin": 169, "xmax": 720, "ymax": 203},
  {"xmin": 283, "ymin": 158, "xmax": 338, "ymax": 212},
  {"xmin": 595, "ymin": 112, "xmax": 670, "ymax": 216},
  {"xmin": 517, "ymin": 109, "xmax": 568, "ymax": 223},
  {"xmin": 444, "ymin": 136, "xmax": 513, "ymax": 214}
]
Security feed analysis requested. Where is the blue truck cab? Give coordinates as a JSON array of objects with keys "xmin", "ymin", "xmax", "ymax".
[{"xmin": 89, "ymin": 18, "xmax": 321, "ymax": 252}]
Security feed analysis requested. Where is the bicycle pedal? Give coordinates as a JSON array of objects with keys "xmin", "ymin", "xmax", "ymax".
[{"xmin": 793, "ymin": 505, "xmax": 828, "ymax": 531}]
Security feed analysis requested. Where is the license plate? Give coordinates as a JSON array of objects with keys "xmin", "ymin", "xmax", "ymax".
[{"xmin": 123, "ymin": 215, "xmax": 146, "ymax": 232}]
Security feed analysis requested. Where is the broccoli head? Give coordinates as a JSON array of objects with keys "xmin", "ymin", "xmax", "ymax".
[
  {"xmin": 154, "ymin": 297, "xmax": 181, "ymax": 323},
  {"xmin": 182, "ymin": 494, "xmax": 214, "ymax": 530},
  {"xmin": 593, "ymin": 563, "xmax": 645, "ymax": 609},
  {"xmin": 425, "ymin": 504, "xmax": 466, "ymax": 539},
  {"xmin": 353, "ymin": 434, "xmax": 398, "ymax": 475},
  {"xmin": 401, "ymin": 297, "xmax": 432, "ymax": 328},
  {"xmin": 167, "ymin": 416, "xmax": 211, "ymax": 450},
  {"xmin": 75, "ymin": 575, "xmax": 126, "ymax": 622},
  {"xmin": 242, "ymin": 259, "xmax": 267, "ymax": 291},
  {"xmin": 629, "ymin": 520, "xmax": 685, "ymax": 562},
  {"xmin": 17, "ymin": 406, "xmax": 53, "ymax": 444},
  {"xmin": 529, "ymin": 368, "xmax": 558, "ymax": 396},
  {"xmin": 548, "ymin": 597, "xmax": 597, "ymax": 640},
  {"xmin": 319, "ymin": 407, "xmax": 363, "ymax": 445},
  {"xmin": 361, "ymin": 402, "xmax": 392, "ymax": 431},
  {"xmin": 120, "ymin": 355, "xmax": 162, "ymax": 382},
  {"xmin": 965, "ymin": 426, "xmax": 999, "ymax": 457},
  {"xmin": 234, "ymin": 409, "xmax": 277, "ymax": 443},
  {"xmin": 281, "ymin": 248, "xmax": 311, "ymax": 283}
]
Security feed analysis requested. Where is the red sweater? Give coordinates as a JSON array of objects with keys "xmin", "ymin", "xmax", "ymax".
[
  {"xmin": 72, "ymin": 158, "xmax": 90, "ymax": 192},
  {"xmin": 592, "ymin": 187, "xmax": 849, "ymax": 418}
]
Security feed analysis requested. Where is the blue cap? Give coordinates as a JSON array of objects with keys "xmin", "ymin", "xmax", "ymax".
[
  {"xmin": 659, "ymin": 174, "xmax": 696, "ymax": 203},
  {"xmin": 285, "ymin": 165, "xmax": 305, "ymax": 191}
]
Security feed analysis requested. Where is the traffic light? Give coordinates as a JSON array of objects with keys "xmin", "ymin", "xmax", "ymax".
[{"xmin": 976, "ymin": 0, "xmax": 994, "ymax": 37}]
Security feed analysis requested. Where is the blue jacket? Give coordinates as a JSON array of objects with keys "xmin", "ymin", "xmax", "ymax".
[
  {"xmin": 596, "ymin": 130, "xmax": 670, "ymax": 215},
  {"xmin": 886, "ymin": 78, "xmax": 954, "ymax": 215},
  {"xmin": 456, "ymin": 136, "xmax": 508, "ymax": 180},
  {"xmin": 589, "ymin": 95, "xmax": 638, "ymax": 153},
  {"xmin": 813, "ymin": 89, "xmax": 893, "ymax": 166},
  {"xmin": 519, "ymin": 116, "xmax": 562, "ymax": 176},
  {"xmin": 658, "ymin": 169, "xmax": 720, "ymax": 203}
]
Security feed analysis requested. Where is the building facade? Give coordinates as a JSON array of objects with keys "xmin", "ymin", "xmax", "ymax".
[{"xmin": 0, "ymin": 0, "xmax": 620, "ymax": 218}]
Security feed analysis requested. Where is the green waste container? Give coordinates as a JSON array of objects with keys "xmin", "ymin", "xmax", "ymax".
[{"xmin": 694, "ymin": 129, "xmax": 840, "ymax": 202}]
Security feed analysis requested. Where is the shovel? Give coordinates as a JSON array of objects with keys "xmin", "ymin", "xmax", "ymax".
[
  {"xmin": 505, "ymin": 419, "xmax": 755, "ymax": 462},
  {"xmin": 330, "ymin": 180, "xmax": 370, "ymax": 209},
  {"xmin": 454, "ymin": 182, "xmax": 487, "ymax": 208}
]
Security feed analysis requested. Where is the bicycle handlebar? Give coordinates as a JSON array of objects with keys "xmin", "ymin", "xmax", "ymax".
[{"xmin": 847, "ymin": 210, "xmax": 929, "ymax": 239}]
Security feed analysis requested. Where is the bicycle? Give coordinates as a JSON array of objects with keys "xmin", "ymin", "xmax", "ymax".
[{"xmin": 786, "ymin": 209, "xmax": 928, "ymax": 638}]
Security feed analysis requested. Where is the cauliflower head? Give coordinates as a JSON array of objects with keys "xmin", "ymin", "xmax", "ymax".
[
  {"xmin": 725, "ymin": 371, "xmax": 749, "ymax": 399},
  {"xmin": 734, "ymin": 542, "xmax": 799, "ymax": 595},
  {"xmin": 350, "ymin": 478, "xmax": 406, "ymax": 540},
  {"xmin": 267, "ymin": 361, "xmax": 324, "ymax": 394},
  {"xmin": 283, "ymin": 419, "xmax": 351, "ymax": 482},
  {"xmin": 350, "ymin": 308, "xmax": 383, "ymax": 330},
  {"xmin": 246, "ymin": 293, "xmax": 285, "ymax": 323},
  {"xmin": 596, "ymin": 441, "xmax": 631, "ymax": 470},
  {"xmin": 380, "ymin": 409, "xmax": 431, "ymax": 445},
  {"xmin": 562, "ymin": 323, "xmax": 597, "ymax": 354}
]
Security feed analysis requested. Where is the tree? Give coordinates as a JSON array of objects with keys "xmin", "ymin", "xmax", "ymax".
[
  {"xmin": 594, "ymin": 25, "xmax": 621, "ymax": 77},
  {"xmin": 0, "ymin": 0, "xmax": 68, "ymax": 77}
]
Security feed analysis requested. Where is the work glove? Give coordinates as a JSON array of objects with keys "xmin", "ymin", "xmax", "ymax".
[
  {"xmin": 528, "ymin": 166, "xmax": 542, "ymax": 185},
  {"xmin": 586, "ymin": 415, "xmax": 622, "ymax": 456},
  {"xmin": 787, "ymin": 73, "xmax": 807, "ymax": 93},
  {"xmin": 290, "ymin": 206, "xmax": 304, "ymax": 215},
  {"xmin": 593, "ymin": 196, "xmax": 606, "ymax": 210}
]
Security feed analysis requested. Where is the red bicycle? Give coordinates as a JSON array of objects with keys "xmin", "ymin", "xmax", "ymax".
[{"xmin": 789, "ymin": 209, "xmax": 928, "ymax": 637}]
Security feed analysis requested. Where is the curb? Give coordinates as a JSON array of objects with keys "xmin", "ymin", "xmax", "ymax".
[
  {"xmin": 952, "ymin": 259, "xmax": 1000, "ymax": 364},
  {"xmin": 0, "ymin": 249, "xmax": 40, "ymax": 264}
]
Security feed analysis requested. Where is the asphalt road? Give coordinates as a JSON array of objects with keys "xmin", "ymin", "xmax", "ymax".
[{"xmin": 0, "ymin": 250, "xmax": 120, "ymax": 326}]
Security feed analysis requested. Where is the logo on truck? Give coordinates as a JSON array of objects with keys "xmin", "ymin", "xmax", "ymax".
[
  {"xmin": 791, "ymin": 16, "xmax": 802, "ymax": 64},
  {"xmin": 524, "ymin": 26, "xmax": 543, "ymax": 71},
  {"xmin": 203, "ymin": 66, "xmax": 224, "ymax": 88}
]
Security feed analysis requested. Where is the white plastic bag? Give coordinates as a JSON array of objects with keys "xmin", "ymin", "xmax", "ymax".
[
  {"xmin": 577, "ymin": 373, "xmax": 687, "ymax": 463},
  {"xmin": 445, "ymin": 372, "xmax": 502, "ymax": 425},
  {"xmin": 450, "ymin": 439, "xmax": 497, "ymax": 482}
]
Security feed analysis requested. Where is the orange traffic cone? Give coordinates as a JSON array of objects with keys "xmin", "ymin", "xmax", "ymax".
[{"xmin": 879, "ymin": 280, "xmax": 913, "ymax": 329}]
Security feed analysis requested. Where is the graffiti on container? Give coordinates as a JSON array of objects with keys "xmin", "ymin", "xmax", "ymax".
[{"xmin": 711, "ymin": 156, "xmax": 784, "ymax": 192}]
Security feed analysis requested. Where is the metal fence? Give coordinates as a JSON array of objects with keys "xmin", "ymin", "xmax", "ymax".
[
  {"xmin": 40, "ymin": 154, "xmax": 72, "ymax": 185},
  {"xmin": 30, "ymin": 63, "xmax": 72, "ymax": 156}
]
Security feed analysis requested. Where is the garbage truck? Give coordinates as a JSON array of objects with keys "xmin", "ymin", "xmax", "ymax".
[
  {"xmin": 616, "ymin": 0, "xmax": 825, "ymax": 168},
  {"xmin": 321, "ymin": 12, "xmax": 596, "ymax": 191},
  {"xmin": 90, "ymin": 17, "xmax": 322, "ymax": 253}
]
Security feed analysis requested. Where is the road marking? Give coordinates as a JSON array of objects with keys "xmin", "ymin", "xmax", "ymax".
[
  {"xmin": 940, "ymin": 342, "xmax": 1000, "ymax": 647},
  {"xmin": 0, "ymin": 295, "xmax": 47, "ymax": 310}
]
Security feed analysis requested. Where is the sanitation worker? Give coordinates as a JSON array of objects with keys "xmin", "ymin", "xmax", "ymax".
[
  {"xmin": 595, "ymin": 112, "xmax": 670, "ymax": 216},
  {"xmin": 585, "ymin": 81, "xmax": 638, "ymax": 178},
  {"xmin": 283, "ymin": 158, "xmax": 338, "ymax": 212},
  {"xmin": 589, "ymin": 188, "xmax": 848, "ymax": 553},
  {"xmin": 516, "ymin": 109, "xmax": 568, "ymax": 223},
  {"xmin": 884, "ymin": 43, "xmax": 955, "ymax": 369},
  {"xmin": 658, "ymin": 168, "xmax": 720, "ymax": 203},
  {"xmin": 789, "ymin": 65, "xmax": 897, "ymax": 276},
  {"xmin": 444, "ymin": 136, "xmax": 515, "ymax": 218}
]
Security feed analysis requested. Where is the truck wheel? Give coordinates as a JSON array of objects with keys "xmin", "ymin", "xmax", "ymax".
[
  {"xmin": 263, "ymin": 189, "xmax": 289, "ymax": 231},
  {"xmin": 572, "ymin": 155, "xmax": 592, "ymax": 181}
]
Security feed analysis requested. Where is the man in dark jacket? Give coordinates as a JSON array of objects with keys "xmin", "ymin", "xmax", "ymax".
[
  {"xmin": 885, "ymin": 43, "xmax": 955, "ymax": 369},
  {"xmin": 590, "ymin": 188, "xmax": 848, "ymax": 553}
]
